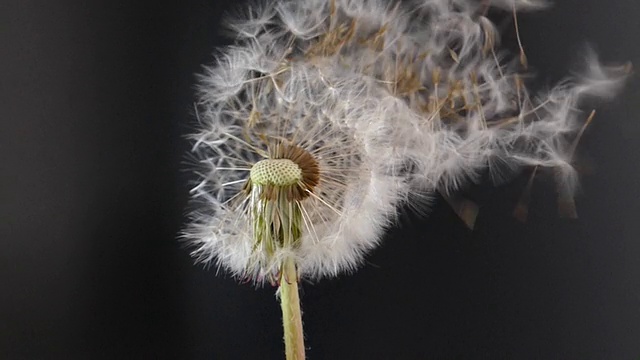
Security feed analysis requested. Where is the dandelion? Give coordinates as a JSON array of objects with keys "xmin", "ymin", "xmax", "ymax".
[{"xmin": 185, "ymin": 0, "xmax": 629, "ymax": 358}]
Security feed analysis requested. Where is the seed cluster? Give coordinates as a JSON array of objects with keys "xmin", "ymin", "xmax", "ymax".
[{"xmin": 187, "ymin": 0, "xmax": 629, "ymax": 285}]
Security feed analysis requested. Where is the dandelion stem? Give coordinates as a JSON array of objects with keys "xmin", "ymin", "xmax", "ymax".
[{"xmin": 279, "ymin": 257, "xmax": 305, "ymax": 360}]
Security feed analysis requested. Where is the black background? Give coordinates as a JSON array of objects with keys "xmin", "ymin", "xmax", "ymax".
[{"xmin": 2, "ymin": 0, "xmax": 640, "ymax": 359}]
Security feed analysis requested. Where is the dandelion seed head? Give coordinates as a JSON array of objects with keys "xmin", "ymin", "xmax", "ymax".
[{"xmin": 185, "ymin": 0, "xmax": 629, "ymax": 283}]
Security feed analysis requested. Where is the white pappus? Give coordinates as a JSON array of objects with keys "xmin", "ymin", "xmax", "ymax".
[{"xmin": 185, "ymin": 0, "xmax": 630, "ymax": 284}]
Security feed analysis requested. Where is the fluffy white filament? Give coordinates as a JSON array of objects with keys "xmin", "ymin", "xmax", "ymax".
[{"xmin": 185, "ymin": 0, "xmax": 629, "ymax": 284}]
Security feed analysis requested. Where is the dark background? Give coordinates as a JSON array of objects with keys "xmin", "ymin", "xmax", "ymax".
[{"xmin": 2, "ymin": 0, "xmax": 639, "ymax": 359}]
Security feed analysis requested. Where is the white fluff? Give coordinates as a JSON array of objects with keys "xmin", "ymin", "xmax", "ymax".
[{"xmin": 186, "ymin": 0, "xmax": 629, "ymax": 284}]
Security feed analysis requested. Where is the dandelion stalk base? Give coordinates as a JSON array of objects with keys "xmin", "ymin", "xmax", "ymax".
[{"xmin": 279, "ymin": 257, "xmax": 305, "ymax": 360}]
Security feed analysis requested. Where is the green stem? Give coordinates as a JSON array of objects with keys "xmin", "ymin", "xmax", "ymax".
[{"xmin": 279, "ymin": 257, "xmax": 305, "ymax": 360}]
